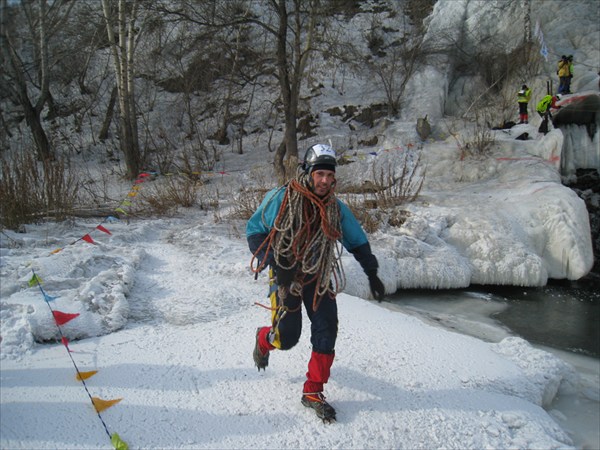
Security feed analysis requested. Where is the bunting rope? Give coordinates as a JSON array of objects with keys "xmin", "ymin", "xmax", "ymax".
[
  {"xmin": 19, "ymin": 173, "xmax": 163, "ymax": 449},
  {"xmin": 22, "ymin": 168, "xmax": 241, "ymax": 448},
  {"xmin": 49, "ymin": 172, "xmax": 154, "ymax": 255},
  {"xmin": 29, "ymin": 270, "xmax": 128, "ymax": 450},
  {"xmin": 48, "ymin": 169, "xmax": 241, "ymax": 254}
]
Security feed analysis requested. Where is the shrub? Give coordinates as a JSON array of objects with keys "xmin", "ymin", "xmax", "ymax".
[
  {"xmin": 0, "ymin": 152, "xmax": 79, "ymax": 230},
  {"xmin": 138, "ymin": 174, "xmax": 201, "ymax": 216}
]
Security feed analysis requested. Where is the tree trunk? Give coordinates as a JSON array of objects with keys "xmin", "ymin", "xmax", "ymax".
[
  {"xmin": 23, "ymin": 100, "xmax": 52, "ymax": 161},
  {"xmin": 272, "ymin": 0, "xmax": 317, "ymax": 183},
  {"xmin": 523, "ymin": 0, "xmax": 531, "ymax": 43},
  {"xmin": 101, "ymin": 0, "xmax": 141, "ymax": 179},
  {"xmin": 1, "ymin": 0, "xmax": 53, "ymax": 161},
  {"xmin": 99, "ymin": 85, "xmax": 118, "ymax": 141}
]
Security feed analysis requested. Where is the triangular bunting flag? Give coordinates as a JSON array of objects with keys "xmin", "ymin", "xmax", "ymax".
[
  {"xmin": 76, "ymin": 370, "xmax": 98, "ymax": 381},
  {"xmin": 61, "ymin": 336, "xmax": 70, "ymax": 348},
  {"xmin": 28, "ymin": 273, "xmax": 42, "ymax": 287},
  {"xmin": 44, "ymin": 293, "xmax": 57, "ymax": 302},
  {"xmin": 127, "ymin": 192, "xmax": 137, "ymax": 197},
  {"xmin": 50, "ymin": 248, "xmax": 63, "ymax": 254},
  {"xmin": 96, "ymin": 225, "xmax": 112, "ymax": 235},
  {"xmin": 81, "ymin": 234, "xmax": 95, "ymax": 245},
  {"xmin": 120, "ymin": 200, "xmax": 132, "ymax": 207},
  {"xmin": 52, "ymin": 310, "xmax": 80, "ymax": 326},
  {"xmin": 115, "ymin": 208, "xmax": 128, "ymax": 215},
  {"xmin": 111, "ymin": 432, "xmax": 129, "ymax": 450},
  {"xmin": 92, "ymin": 396, "xmax": 122, "ymax": 413}
]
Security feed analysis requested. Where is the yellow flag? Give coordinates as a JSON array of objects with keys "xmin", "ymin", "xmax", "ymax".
[
  {"xmin": 111, "ymin": 432, "xmax": 129, "ymax": 450},
  {"xmin": 76, "ymin": 370, "xmax": 98, "ymax": 381},
  {"xmin": 114, "ymin": 208, "xmax": 128, "ymax": 215},
  {"xmin": 50, "ymin": 248, "xmax": 63, "ymax": 254},
  {"xmin": 91, "ymin": 397, "xmax": 122, "ymax": 413}
]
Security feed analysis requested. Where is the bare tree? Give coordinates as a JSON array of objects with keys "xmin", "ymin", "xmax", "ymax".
[
  {"xmin": 270, "ymin": 0, "xmax": 319, "ymax": 182},
  {"xmin": 153, "ymin": 0, "xmax": 321, "ymax": 183},
  {"xmin": 0, "ymin": 0, "xmax": 75, "ymax": 161},
  {"xmin": 101, "ymin": 0, "xmax": 142, "ymax": 179}
]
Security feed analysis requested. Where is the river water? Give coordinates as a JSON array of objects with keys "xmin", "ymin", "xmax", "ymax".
[{"xmin": 387, "ymin": 276, "xmax": 600, "ymax": 449}]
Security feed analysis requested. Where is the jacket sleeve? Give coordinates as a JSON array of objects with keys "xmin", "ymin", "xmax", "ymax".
[
  {"xmin": 246, "ymin": 187, "xmax": 284, "ymax": 267},
  {"xmin": 338, "ymin": 200, "xmax": 379, "ymax": 274}
]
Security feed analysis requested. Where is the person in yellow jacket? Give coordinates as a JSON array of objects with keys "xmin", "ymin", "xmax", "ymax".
[
  {"xmin": 536, "ymin": 94, "xmax": 560, "ymax": 134},
  {"xmin": 557, "ymin": 55, "xmax": 570, "ymax": 94},
  {"xmin": 517, "ymin": 84, "xmax": 532, "ymax": 123},
  {"xmin": 565, "ymin": 55, "xmax": 574, "ymax": 94}
]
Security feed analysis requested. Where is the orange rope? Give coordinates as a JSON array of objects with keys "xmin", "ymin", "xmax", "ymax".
[{"xmin": 250, "ymin": 176, "xmax": 342, "ymax": 311}]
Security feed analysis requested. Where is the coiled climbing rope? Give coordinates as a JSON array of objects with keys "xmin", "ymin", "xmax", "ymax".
[{"xmin": 251, "ymin": 170, "xmax": 346, "ymax": 311}]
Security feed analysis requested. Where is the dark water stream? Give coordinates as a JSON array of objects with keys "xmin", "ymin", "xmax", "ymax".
[
  {"xmin": 387, "ymin": 276, "xmax": 600, "ymax": 449},
  {"xmin": 388, "ymin": 277, "xmax": 599, "ymax": 357}
]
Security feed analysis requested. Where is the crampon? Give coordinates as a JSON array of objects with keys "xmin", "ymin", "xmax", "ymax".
[{"xmin": 301, "ymin": 392, "xmax": 336, "ymax": 423}]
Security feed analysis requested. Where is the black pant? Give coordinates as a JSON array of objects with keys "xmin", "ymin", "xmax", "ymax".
[
  {"xmin": 274, "ymin": 279, "xmax": 338, "ymax": 354},
  {"xmin": 518, "ymin": 102, "xmax": 528, "ymax": 115}
]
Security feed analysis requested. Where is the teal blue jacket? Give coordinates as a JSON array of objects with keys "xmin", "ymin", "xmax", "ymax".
[{"xmin": 246, "ymin": 187, "xmax": 378, "ymax": 275}]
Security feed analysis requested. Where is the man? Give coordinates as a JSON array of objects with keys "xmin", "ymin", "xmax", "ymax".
[
  {"xmin": 565, "ymin": 55, "xmax": 574, "ymax": 94},
  {"xmin": 247, "ymin": 143, "xmax": 385, "ymax": 422},
  {"xmin": 517, "ymin": 84, "xmax": 532, "ymax": 124},
  {"xmin": 557, "ymin": 55, "xmax": 570, "ymax": 94},
  {"xmin": 536, "ymin": 94, "xmax": 560, "ymax": 134}
]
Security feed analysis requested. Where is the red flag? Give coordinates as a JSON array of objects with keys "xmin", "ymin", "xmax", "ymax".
[
  {"xmin": 53, "ymin": 310, "xmax": 80, "ymax": 326},
  {"xmin": 81, "ymin": 234, "xmax": 95, "ymax": 244},
  {"xmin": 61, "ymin": 336, "xmax": 69, "ymax": 347},
  {"xmin": 96, "ymin": 225, "xmax": 112, "ymax": 235}
]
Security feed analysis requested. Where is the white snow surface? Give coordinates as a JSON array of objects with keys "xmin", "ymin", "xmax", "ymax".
[
  {"xmin": 0, "ymin": 208, "xmax": 589, "ymax": 449},
  {"xmin": 2, "ymin": 0, "xmax": 599, "ymax": 448}
]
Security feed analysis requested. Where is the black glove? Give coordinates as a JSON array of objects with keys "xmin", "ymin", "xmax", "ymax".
[
  {"xmin": 366, "ymin": 271, "xmax": 385, "ymax": 302},
  {"xmin": 275, "ymin": 261, "xmax": 296, "ymax": 287},
  {"xmin": 258, "ymin": 250, "xmax": 275, "ymax": 271}
]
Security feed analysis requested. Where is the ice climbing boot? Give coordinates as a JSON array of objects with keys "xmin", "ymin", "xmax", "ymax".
[
  {"xmin": 301, "ymin": 392, "xmax": 336, "ymax": 423},
  {"xmin": 253, "ymin": 327, "xmax": 270, "ymax": 371}
]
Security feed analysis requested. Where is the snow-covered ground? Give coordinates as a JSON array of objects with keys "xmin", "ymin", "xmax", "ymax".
[{"xmin": 0, "ymin": 208, "xmax": 595, "ymax": 450}]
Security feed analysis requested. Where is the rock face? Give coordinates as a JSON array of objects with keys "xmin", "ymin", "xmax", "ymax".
[
  {"xmin": 565, "ymin": 169, "xmax": 600, "ymax": 278},
  {"xmin": 551, "ymin": 94, "xmax": 600, "ymax": 177},
  {"xmin": 553, "ymin": 94, "xmax": 600, "ymax": 140}
]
